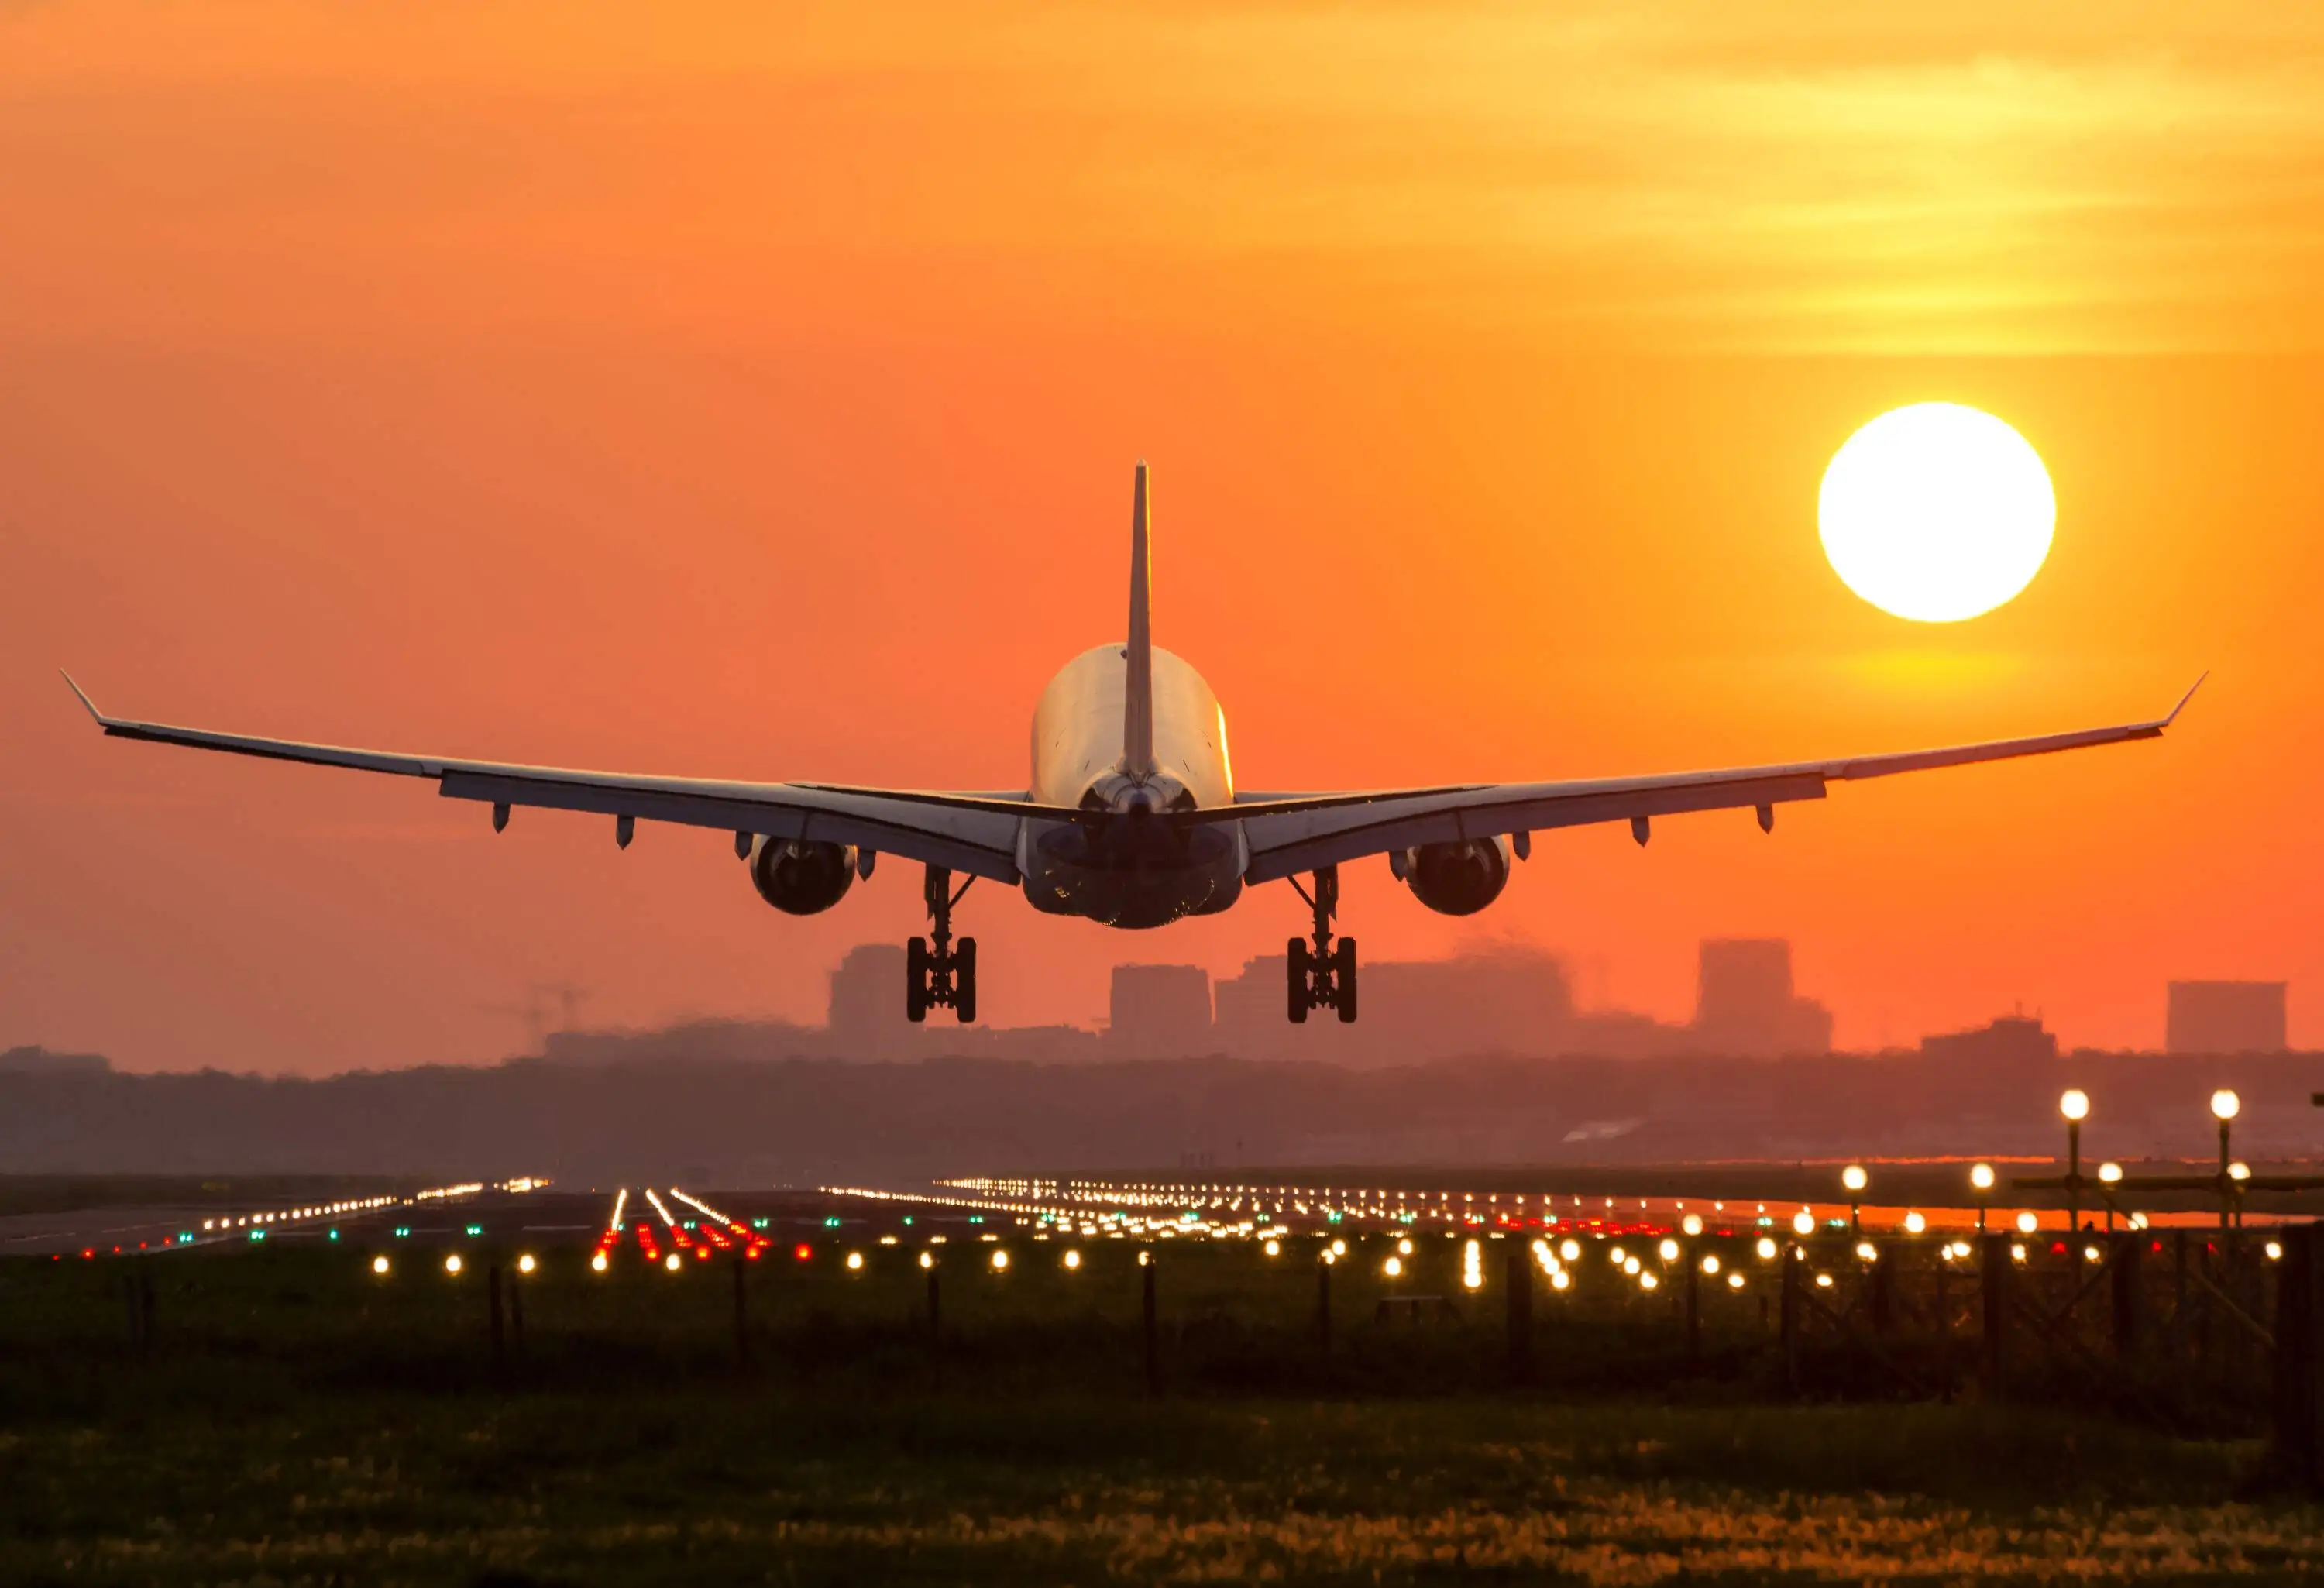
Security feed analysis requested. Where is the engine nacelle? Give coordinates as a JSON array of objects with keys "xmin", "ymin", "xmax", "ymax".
[
  {"xmin": 1397, "ymin": 835, "xmax": 1513, "ymax": 916},
  {"xmin": 748, "ymin": 837, "xmax": 858, "ymax": 916}
]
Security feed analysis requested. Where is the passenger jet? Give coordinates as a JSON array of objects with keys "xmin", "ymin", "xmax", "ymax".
[{"xmin": 65, "ymin": 465, "xmax": 2198, "ymax": 1024}]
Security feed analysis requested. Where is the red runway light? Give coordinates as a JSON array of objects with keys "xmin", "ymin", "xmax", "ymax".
[{"xmin": 794, "ymin": 1243, "xmax": 812, "ymax": 1261}]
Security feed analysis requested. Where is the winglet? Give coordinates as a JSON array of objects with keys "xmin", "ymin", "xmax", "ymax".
[
  {"xmin": 59, "ymin": 670, "xmax": 111, "ymax": 727},
  {"xmin": 2164, "ymin": 672, "xmax": 2208, "ymax": 727},
  {"xmin": 1122, "ymin": 461, "xmax": 1157, "ymax": 776}
]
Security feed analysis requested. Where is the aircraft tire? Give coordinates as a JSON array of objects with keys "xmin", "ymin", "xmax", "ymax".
[
  {"xmin": 954, "ymin": 937, "xmax": 978, "ymax": 1024},
  {"xmin": 906, "ymin": 937, "xmax": 930, "ymax": 1023},
  {"xmin": 1287, "ymin": 937, "xmax": 1310, "ymax": 1023},
  {"xmin": 1334, "ymin": 937, "xmax": 1358, "ymax": 1023}
]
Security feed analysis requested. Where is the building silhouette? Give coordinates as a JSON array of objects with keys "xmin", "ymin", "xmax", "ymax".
[
  {"xmin": 1690, "ymin": 939, "xmax": 1831, "ymax": 1057},
  {"xmin": 2166, "ymin": 981, "xmax": 2287, "ymax": 1054},
  {"xmin": 1108, "ymin": 964, "xmax": 1214, "ymax": 1056},
  {"xmin": 828, "ymin": 944, "xmax": 909, "ymax": 1040}
]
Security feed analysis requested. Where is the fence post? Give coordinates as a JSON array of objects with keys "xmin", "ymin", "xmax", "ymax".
[
  {"xmin": 732, "ymin": 1256, "xmax": 749, "ymax": 1370},
  {"xmin": 1779, "ymin": 1246, "xmax": 1801, "ymax": 1396},
  {"xmin": 1980, "ymin": 1233, "xmax": 2010, "ymax": 1399},
  {"xmin": 2273, "ymin": 1224, "xmax": 2320, "ymax": 1491},
  {"xmin": 487, "ymin": 1263, "xmax": 506, "ymax": 1370},
  {"xmin": 1683, "ymin": 1243, "xmax": 1700, "ymax": 1366},
  {"xmin": 1316, "ymin": 1256, "xmax": 1332, "ymax": 1359},
  {"xmin": 1142, "ymin": 1253, "xmax": 1160, "ymax": 1396},
  {"xmin": 2111, "ymin": 1232, "xmax": 2143, "ymax": 1356},
  {"xmin": 1508, "ymin": 1245, "xmax": 1534, "ymax": 1382}
]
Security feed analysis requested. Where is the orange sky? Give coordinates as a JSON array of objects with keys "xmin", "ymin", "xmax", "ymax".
[{"xmin": 3, "ymin": 2, "xmax": 2322, "ymax": 1072}]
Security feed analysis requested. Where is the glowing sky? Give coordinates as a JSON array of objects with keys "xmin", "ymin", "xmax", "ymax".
[{"xmin": 4, "ymin": 2, "xmax": 2322, "ymax": 1070}]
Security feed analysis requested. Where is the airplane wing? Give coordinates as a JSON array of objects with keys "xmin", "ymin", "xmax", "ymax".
[
  {"xmin": 1218, "ymin": 679, "xmax": 2205, "ymax": 885},
  {"xmin": 60, "ymin": 675, "xmax": 1039, "ymax": 882}
]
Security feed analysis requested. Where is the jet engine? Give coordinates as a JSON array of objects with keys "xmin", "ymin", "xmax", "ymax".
[
  {"xmin": 748, "ymin": 837, "xmax": 859, "ymax": 916},
  {"xmin": 1396, "ymin": 836, "xmax": 1512, "ymax": 916}
]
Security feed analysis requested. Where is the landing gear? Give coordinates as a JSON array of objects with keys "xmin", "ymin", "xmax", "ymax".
[
  {"xmin": 906, "ymin": 865, "xmax": 978, "ymax": 1023},
  {"xmin": 1286, "ymin": 865, "xmax": 1357, "ymax": 1023}
]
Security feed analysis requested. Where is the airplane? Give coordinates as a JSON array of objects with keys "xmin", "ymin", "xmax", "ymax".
[{"xmin": 64, "ymin": 462, "xmax": 2199, "ymax": 1026}]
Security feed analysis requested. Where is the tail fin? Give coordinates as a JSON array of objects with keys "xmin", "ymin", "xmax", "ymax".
[{"xmin": 1123, "ymin": 461, "xmax": 1155, "ymax": 776}]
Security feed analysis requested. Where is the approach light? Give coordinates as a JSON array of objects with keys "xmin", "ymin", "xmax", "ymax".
[
  {"xmin": 990, "ymin": 1249, "xmax": 1009, "ymax": 1271},
  {"xmin": 1396, "ymin": 1236, "xmax": 1413, "ymax": 1255},
  {"xmin": 1063, "ymin": 1249, "xmax": 1081, "ymax": 1270},
  {"xmin": 1970, "ymin": 1164, "xmax": 1996, "ymax": 1191},
  {"xmin": 444, "ymin": 1254, "xmax": 463, "ymax": 1276},
  {"xmin": 1755, "ymin": 1236, "xmax": 1779, "ymax": 1260},
  {"xmin": 918, "ymin": 1251, "xmax": 934, "ymax": 1270},
  {"xmin": 1609, "ymin": 1246, "xmax": 1627, "ymax": 1266},
  {"xmin": 1680, "ymin": 1214, "xmax": 1703, "ymax": 1237},
  {"xmin": 1559, "ymin": 1239, "xmax": 1581, "ymax": 1262},
  {"xmin": 2099, "ymin": 1163, "xmax": 2123, "ymax": 1184},
  {"xmin": 2211, "ymin": 1089, "xmax": 2240, "ymax": 1122},
  {"xmin": 1330, "ymin": 1239, "xmax": 1346, "ymax": 1256},
  {"xmin": 2229, "ymin": 1162, "xmax": 2251, "ymax": 1182},
  {"xmin": 1622, "ymin": 1256, "xmax": 1641, "ymax": 1276},
  {"xmin": 1638, "ymin": 1271, "xmax": 1659, "ymax": 1291},
  {"xmin": 2059, "ymin": 1089, "xmax": 2089, "ymax": 1122},
  {"xmin": 1841, "ymin": 1165, "xmax": 1868, "ymax": 1194},
  {"xmin": 371, "ymin": 1256, "xmax": 390, "ymax": 1276},
  {"xmin": 1903, "ymin": 1212, "xmax": 1926, "ymax": 1235},
  {"xmin": 1726, "ymin": 1272, "xmax": 1745, "ymax": 1291},
  {"xmin": 2267, "ymin": 1241, "xmax": 2284, "ymax": 1262},
  {"xmin": 845, "ymin": 1252, "xmax": 864, "ymax": 1271},
  {"xmin": 1791, "ymin": 1210, "xmax": 1816, "ymax": 1237},
  {"xmin": 1551, "ymin": 1271, "xmax": 1571, "ymax": 1291},
  {"xmin": 1700, "ymin": 1255, "xmax": 1721, "ymax": 1276},
  {"xmin": 1656, "ymin": 1239, "xmax": 1679, "ymax": 1263},
  {"xmin": 1814, "ymin": 1273, "xmax": 1834, "ymax": 1289},
  {"xmin": 2015, "ymin": 1212, "xmax": 2039, "ymax": 1235},
  {"xmin": 665, "ymin": 1253, "xmax": 682, "ymax": 1273},
  {"xmin": 1855, "ymin": 1241, "xmax": 1877, "ymax": 1262},
  {"xmin": 517, "ymin": 1254, "xmax": 536, "ymax": 1275},
  {"xmin": 590, "ymin": 1253, "xmax": 609, "ymax": 1273},
  {"xmin": 1384, "ymin": 1256, "xmax": 1404, "ymax": 1279},
  {"xmin": 1263, "ymin": 1239, "xmax": 1280, "ymax": 1257},
  {"xmin": 2083, "ymin": 1245, "xmax": 2102, "ymax": 1263}
]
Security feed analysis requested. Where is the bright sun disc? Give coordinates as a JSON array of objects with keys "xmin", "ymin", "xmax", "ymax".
[{"xmin": 1819, "ymin": 403, "xmax": 2054, "ymax": 622}]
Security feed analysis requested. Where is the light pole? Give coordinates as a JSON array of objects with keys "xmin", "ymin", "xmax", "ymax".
[
  {"xmin": 2210, "ymin": 1089, "xmax": 2240, "ymax": 1234},
  {"xmin": 1969, "ymin": 1163, "xmax": 1995, "ymax": 1233},
  {"xmin": 2058, "ymin": 1090, "xmax": 2089, "ymax": 1251},
  {"xmin": 2096, "ymin": 1162, "xmax": 2122, "ymax": 1233},
  {"xmin": 1841, "ymin": 1164, "xmax": 1868, "ymax": 1239}
]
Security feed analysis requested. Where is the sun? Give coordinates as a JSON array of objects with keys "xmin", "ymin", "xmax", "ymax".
[{"xmin": 1818, "ymin": 403, "xmax": 2054, "ymax": 623}]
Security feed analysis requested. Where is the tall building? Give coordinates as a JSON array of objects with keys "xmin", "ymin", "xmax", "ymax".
[
  {"xmin": 2166, "ymin": 981, "xmax": 2287, "ymax": 1054},
  {"xmin": 1108, "ymin": 964, "xmax": 1214, "ymax": 1056},
  {"xmin": 828, "ymin": 944, "xmax": 909, "ymax": 1044},
  {"xmin": 1209, "ymin": 948, "xmax": 1579, "ymax": 1063},
  {"xmin": 1691, "ymin": 939, "xmax": 1832, "ymax": 1057}
]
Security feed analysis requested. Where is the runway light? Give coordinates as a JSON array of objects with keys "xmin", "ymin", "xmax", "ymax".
[
  {"xmin": 1814, "ymin": 1273, "xmax": 1834, "ymax": 1288},
  {"xmin": 2083, "ymin": 1245, "xmax": 2102, "ymax": 1263},
  {"xmin": 1970, "ymin": 1164, "xmax": 1996, "ymax": 1192},
  {"xmin": 2010, "ymin": 1243, "xmax": 2027, "ymax": 1263},
  {"xmin": 2267, "ymin": 1241, "xmax": 2284, "ymax": 1262},
  {"xmin": 919, "ymin": 1251, "xmax": 934, "ymax": 1270},
  {"xmin": 1903, "ymin": 1212, "xmax": 1926, "ymax": 1236},
  {"xmin": 1791, "ymin": 1210, "xmax": 1815, "ymax": 1237},
  {"xmin": 1656, "ymin": 1239, "xmax": 1679, "ymax": 1263},
  {"xmin": 1855, "ymin": 1241, "xmax": 1878, "ymax": 1262},
  {"xmin": 517, "ymin": 1254, "xmax": 536, "ymax": 1275},
  {"xmin": 2098, "ymin": 1163, "xmax": 2123, "ymax": 1185},
  {"xmin": 1727, "ymin": 1272, "xmax": 1745, "ymax": 1291},
  {"xmin": 1064, "ymin": 1249, "xmax": 1081, "ymax": 1270},
  {"xmin": 2211, "ymin": 1089, "xmax": 2241, "ymax": 1122},
  {"xmin": 990, "ymin": 1249, "xmax": 1009, "ymax": 1270},
  {"xmin": 1622, "ymin": 1256, "xmax": 1641, "ymax": 1276},
  {"xmin": 793, "ymin": 1243, "xmax": 812, "ymax": 1261},
  {"xmin": 590, "ymin": 1252, "xmax": 608, "ymax": 1273},
  {"xmin": 2229, "ymin": 1162, "xmax": 2251, "ymax": 1182},
  {"xmin": 1680, "ymin": 1214, "xmax": 1703, "ymax": 1237},
  {"xmin": 2060, "ymin": 1089, "xmax": 2089, "ymax": 1122},
  {"xmin": 1329, "ymin": 1239, "xmax": 1346, "ymax": 1256},
  {"xmin": 1384, "ymin": 1256, "xmax": 1404, "ymax": 1278},
  {"xmin": 1755, "ymin": 1236, "xmax": 1779, "ymax": 1260},
  {"xmin": 371, "ymin": 1256, "xmax": 390, "ymax": 1276},
  {"xmin": 1263, "ymin": 1239, "xmax": 1279, "ymax": 1257},
  {"xmin": 1396, "ymin": 1236, "xmax": 1413, "ymax": 1255},
  {"xmin": 845, "ymin": 1252, "xmax": 864, "ymax": 1271},
  {"xmin": 1138, "ymin": 1249, "xmax": 1153, "ymax": 1267},
  {"xmin": 444, "ymin": 1254, "xmax": 462, "ymax": 1276},
  {"xmin": 2015, "ymin": 1212, "xmax": 2040, "ymax": 1236},
  {"xmin": 1841, "ymin": 1165, "xmax": 1868, "ymax": 1193},
  {"xmin": 1559, "ymin": 1239, "xmax": 1581, "ymax": 1262},
  {"xmin": 665, "ymin": 1253, "xmax": 682, "ymax": 1273},
  {"xmin": 1638, "ymin": 1271, "xmax": 1659, "ymax": 1291},
  {"xmin": 1550, "ymin": 1270, "xmax": 1571, "ymax": 1291},
  {"xmin": 1700, "ymin": 1254, "xmax": 1721, "ymax": 1276}
]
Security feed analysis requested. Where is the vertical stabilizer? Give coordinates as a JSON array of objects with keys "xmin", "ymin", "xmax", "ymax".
[{"xmin": 1123, "ymin": 462, "xmax": 1156, "ymax": 776}]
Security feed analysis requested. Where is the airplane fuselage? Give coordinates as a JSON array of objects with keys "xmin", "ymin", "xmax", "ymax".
[{"xmin": 1018, "ymin": 642, "xmax": 1244, "ymax": 927}]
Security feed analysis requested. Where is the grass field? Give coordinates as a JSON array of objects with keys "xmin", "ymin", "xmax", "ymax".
[{"xmin": 3, "ymin": 1239, "xmax": 2316, "ymax": 1584}]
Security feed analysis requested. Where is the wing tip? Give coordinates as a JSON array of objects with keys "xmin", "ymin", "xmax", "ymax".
[
  {"xmin": 59, "ymin": 670, "xmax": 110, "ymax": 727},
  {"xmin": 2164, "ymin": 671, "xmax": 2209, "ymax": 727}
]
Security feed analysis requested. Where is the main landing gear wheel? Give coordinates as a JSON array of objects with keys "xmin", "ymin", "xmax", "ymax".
[
  {"xmin": 905, "ymin": 864, "xmax": 978, "ymax": 1023},
  {"xmin": 1286, "ymin": 865, "xmax": 1358, "ymax": 1024}
]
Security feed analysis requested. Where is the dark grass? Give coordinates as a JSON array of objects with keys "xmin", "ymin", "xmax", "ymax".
[{"xmin": 2, "ymin": 1241, "xmax": 2315, "ymax": 1584}]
